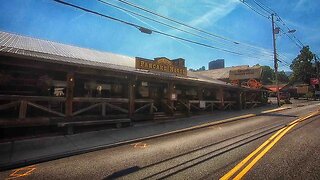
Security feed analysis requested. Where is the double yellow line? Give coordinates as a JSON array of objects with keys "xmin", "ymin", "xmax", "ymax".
[{"xmin": 220, "ymin": 110, "xmax": 320, "ymax": 180}]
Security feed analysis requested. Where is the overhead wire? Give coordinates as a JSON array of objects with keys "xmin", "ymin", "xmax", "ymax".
[
  {"xmin": 114, "ymin": 0, "xmax": 276, "ymax": 55},
  {"xmin": 242, "ymin": 0, "xmax": 304, "ymax": 50},
  {"xmin": 56, "ymin": 0, "xmax": 304, "ymax": 66},
  {"xmin": 115, "ymin": 0, "xmax": 241, "ymax": 44},
  {"xmin": 54, "ymin": 0, "xmax": 274, "ymax": 60},
  {"xmin": 251, "ymin": 0, "xmax": 275, "ymax": 14},
  {"xmin": 98, "ymin": 0, "xmax": 274, "ymax": 59},
  {"xmin": 276, "ymin": 15, "xmax": 304, "ymax": 47},
  {"xmin": 240, "ymin": 0, "xmax": 270, "ymax": 19}
]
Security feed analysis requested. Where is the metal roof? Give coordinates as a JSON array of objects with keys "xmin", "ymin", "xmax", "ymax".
[
  {"xmin": 192, "ymin": 65, "xmax": 250, "ymax": 80},
  {"xmin": 0, "ymin": 31, "xmax": 240, "ymax": 89}
]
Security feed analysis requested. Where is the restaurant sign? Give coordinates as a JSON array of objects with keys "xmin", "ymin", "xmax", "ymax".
[
  {"xmin": 229, "ymin": 66, "xmax": 262, "ymax": 80},
  {"xmin": 135, "ymin": 57, "xmax": 187, "ymax": 76}
]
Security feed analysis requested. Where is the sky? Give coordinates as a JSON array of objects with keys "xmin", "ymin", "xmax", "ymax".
[{"xmin": 0, "ymin": 0, "xmax": 319, "ymax": 71}]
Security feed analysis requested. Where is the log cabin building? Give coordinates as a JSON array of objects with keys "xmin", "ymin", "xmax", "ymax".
[{"xmin": 0, "ymin": 31, "xmax": 267, "ymax": 134}]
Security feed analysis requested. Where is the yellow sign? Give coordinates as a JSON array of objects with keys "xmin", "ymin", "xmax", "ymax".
[
  {"xmin": 135, "ymin": 57, "xmax": 187, "ymax": 76},
  {"xmin": 229, "ymin": 67, "xmax": 262, "ymax": 80}
]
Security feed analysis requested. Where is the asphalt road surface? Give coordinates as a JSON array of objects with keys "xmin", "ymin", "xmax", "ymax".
[{"xmin": 1, "ymin": 101, "xmax": 320, "ymax": 180}]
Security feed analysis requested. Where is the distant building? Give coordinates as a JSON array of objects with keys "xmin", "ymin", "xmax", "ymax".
[{"xmin": 209, "ymin": 59, "xmax": 225, "ymax": 70}]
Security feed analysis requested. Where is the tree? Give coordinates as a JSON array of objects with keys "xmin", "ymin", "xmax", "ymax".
[
  {"xmin": 260, "ymin": 65, "xmax": 275, "ymax": 85},
  {"xmin": 290, "ymin": 46, "xmax": 315, "ymax": 84},
  {"xmin": 278, "ymin": 71, "xmax": 289, "ymax": 83}
]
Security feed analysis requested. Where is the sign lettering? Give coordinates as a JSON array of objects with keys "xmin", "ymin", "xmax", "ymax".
[{"xmin": 136, "ymin": 57, "xmax": 187, "ymax": 76}]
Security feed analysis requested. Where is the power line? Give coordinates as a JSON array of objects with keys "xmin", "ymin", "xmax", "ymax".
[
  {"xmin": 251, "ymin": 0, "xmax": 272, "ymax": 14},
  {"xmin": 54, "ymin": 0, "xmax": 273, "ymax": 59},
  {"xmin": 276, "ymin": 15, "xmax": 304, "ymax": 47},
  {"xmin": 251, "ymin": 0, "xmax": 275, "ymax": 14},
  {"xmin": 240, "ymin": 0, "xmax": 270, "ymax": 19},
  {"xmin": 115, "ymin": 0, "xmax": 273, "ymax": 53},
  {"xmin": 276, "ymin": 22, "xmax": 303, "ymax": 49},
  {"xmin": 242, "ymin": 0, "xmax": 304, "ymax": 50},
  {"xmin": 98, "ymin": 0, "xmax": 274, "ymax": 58},
  {"xmin": 114, "ymin": 0, "xmax": 276, "ymax": 57}
]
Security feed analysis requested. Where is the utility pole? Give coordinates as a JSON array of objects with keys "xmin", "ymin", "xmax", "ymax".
[{"xmin": 271, "ymin": 14, "xmax": 280, "ymax": 107}]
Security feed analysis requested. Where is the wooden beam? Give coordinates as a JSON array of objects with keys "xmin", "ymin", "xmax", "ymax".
[
  {"xmin": 149, "ymin": 102, "xmax": 154, "ymax": 114},
  {"xmin": 65, "ymin": 73, "xmax": 74, "ymax": 117},
  {"xmin": 73, "ymin": 97, "xmax": 129, "ymax": 103},
  {"xmin": 128, "ymin": 80, "xmax": 135, "ymax": 118},
  {"xmin": 0, "ymin": 101, "xmax": 19, "ymax": 111},
  {"xmin": 72, "ymin": 103, "xmax": 102, "ymax": 116},
  {"xmin": 102, "ymin": 102, "xmax": 106, "ymax": 117},
  {"xmin": 0, "ymin": 95, "xmax": 66, "ymax": 102},
  {"xmin": 19, "ymin": 100, "xmax": 27, "ymax": 119},
  {"xmin": 166, "ymin": 82, "xmax": 175, "ymax": 115},
  {"xmin": 198, "ymin": 87, "xmax": 204, "ymax": 100},
  {"xmin": 135, "ymin": 103, "xmax": 151, "ymax": 113},
  {"xmin": 105, "ymin": 102, "xmax": 128, "ymax": 113},
  {"xmin": 28, "ymin": 102, "xmax": 65, "ymax": 117},
  {"xmin": 238, "ymin": 91, "xmax": 243, "ymax": 110},
  {"xmin": 219, "ymin": 87, "xmax": 225, "ymax": 110}
]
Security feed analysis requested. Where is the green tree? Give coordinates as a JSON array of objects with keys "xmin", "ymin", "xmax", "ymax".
[
  {"xmin": 278, "ymin": 71, "xmax": 289, "ymax": 83},
  {"xmin": 260, "ymin": 65, "xmax": 275, "ymax": 85},
  {"xmin": 290, "ymin": 46, "xmax": 315, "ymax": 84}
]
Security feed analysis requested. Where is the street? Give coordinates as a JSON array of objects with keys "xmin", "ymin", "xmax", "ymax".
[{"xmin": 1, "ymin": 101, "xmax": 320, "ymax": 179}]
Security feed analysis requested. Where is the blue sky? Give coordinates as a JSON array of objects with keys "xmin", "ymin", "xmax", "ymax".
[{"xmin": 0, "ymin": 0, "xmax": 319, "ymax": 71}]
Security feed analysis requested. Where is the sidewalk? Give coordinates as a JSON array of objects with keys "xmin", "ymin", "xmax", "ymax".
[{"xmin": 0, "ymin": 104, "xmax": 290, "ymax": 170}]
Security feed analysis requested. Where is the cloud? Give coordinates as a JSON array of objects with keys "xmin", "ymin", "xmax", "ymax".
[
  {"xmin": 294, "ymin": 0, "xmax": 307, "ymax": 10},
  {"xmin": 189, "ymin": 0, "xmax": 239, "ymax": 27},
  {"xmin": 293, "ymin": 0, "xmax": 317, "ymax": 12}
]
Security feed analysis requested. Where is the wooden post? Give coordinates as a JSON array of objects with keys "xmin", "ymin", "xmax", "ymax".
[
  {"xmin": 167, "ymin": 82, "xmax": 174, "ymax": 115},
  {"xmin": 198, "ymin": 87, "xmax": 204, "ymax": 100},
  {"xmin": 187, "ymin": 101, "xmax": 191, "ymax": 115},
  {"xmin": 238, "ymin": 91, "xmax": 243, "ymax": 110},
  {"xmin": 128, "ymin": 80, "xmax": 135, "ymax": 118},
  {"xmin": 65, "ymin": 73, "xmax": 74, "ymax": 117},
  {"xmin": 211, "ymin": 102, "xmax": 214, "ymax": 112},
  {"xmin": 19, "ymin": 100, "xmax": 27, "ymax": 119},
  {"xmin": 149, "ymin": 102, "xmax": 154, "ymax": 114},
  {"xmin": 102, "ymin": 102, "xmax": 106, "ymax": 117},
  {"xmin": 244, "ymin": 92, "xmax": 247, "ymax": 109},
  {"xmin": 219, "ymin": 87, "xmax": 225, "ymax": 110}
]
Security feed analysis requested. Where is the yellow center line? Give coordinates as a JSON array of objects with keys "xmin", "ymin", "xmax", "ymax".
[
  {"xmin": 221, "ymin": 110, "xmax": 320, "ymax": 180},
  {"xmin": 220, "ymin": 126, "xmax": 286, "ymax": 180},
  {"xmin": 234, "ymin": 123, "xmax": 296, "ymax": 179}
]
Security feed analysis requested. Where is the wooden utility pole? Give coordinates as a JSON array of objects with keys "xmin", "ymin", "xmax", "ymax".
[{"xmin": 272, "ymin": 14, "xmax": 280, "ymax": 107}]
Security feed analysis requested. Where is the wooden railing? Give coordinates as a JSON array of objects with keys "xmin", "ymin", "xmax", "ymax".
[
  {"xmin": 0, "ymin": 95, "xmax": 155, "ymax": 120},
  {"xmin": 134, "ymin": 99, "xmax": 155, "ymax": 114},
  {"xmin": 188, "ymin": 100, "xmax": 237, "ymax": 111},
  {"xmin": 0, "ymin": 95, "xmax": 66, "ymax": 119}
]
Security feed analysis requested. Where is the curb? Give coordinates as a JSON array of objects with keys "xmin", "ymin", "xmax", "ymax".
[{"xmin": 0, "ymin": 106, "xmax": 291, "ymax": 171}]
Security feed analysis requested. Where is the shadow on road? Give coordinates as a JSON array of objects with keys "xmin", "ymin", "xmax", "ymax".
[{"xmin": 104, "ymin": 122, "xmax": 285, "ymax": 179}]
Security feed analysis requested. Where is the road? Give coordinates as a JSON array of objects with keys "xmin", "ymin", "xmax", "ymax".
[{"xmin": 1, "ymin": 101, "xmax": 320, "ymax": 179}]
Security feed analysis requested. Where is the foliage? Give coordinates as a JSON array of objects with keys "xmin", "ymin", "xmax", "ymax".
[
  {"xmin": 256, "ymin": 64, "xmax": 289, "ymax": 85},
  {"xmin": 260, "ymin": 65, "xmax": 275, "ymax": 85},
  {"xmin": 290, "ymin": 46, "xmax": 315, "ymax": 84},
  {"xmin": 278, "ymin": 71, "xmax": 289, "ymax": 83}
]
